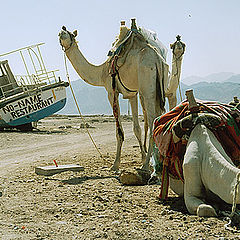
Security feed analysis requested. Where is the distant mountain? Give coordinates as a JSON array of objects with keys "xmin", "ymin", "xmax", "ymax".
[
  {"xmin": 224, "ymin": 74, "xmax": 240, "ymax": 83},
  {"xmin": 204, "ymin": 72, "xmax": 235, "ymax": 82},
  {"xmin": 58, "ymin": 80, "xmax": 129, "ymax": 115},
  {"xmin": 181, "ymin": 76, "xmax": 205, "ymax": 85},
  {"xmin": 58, "ymin": 78, "xmax": 240, "ymax": 115},
  {"xmin": 182, "ymin": 72, "xmax": 236, "ymax": 85},
  {"xmin": 180, "ymin": 82, "xmax": 240, "ymax": 103}
]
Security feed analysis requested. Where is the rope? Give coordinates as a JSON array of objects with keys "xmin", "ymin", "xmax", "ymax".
[
  {"xmin": 224, "ymin": 171, "xmax": 240, "ymax": 232},
  {"xmin": 175, "ymin": 54, "xmax": 183, "ymax": 102},
  {"xmin": 176, "ymin": 59, "xmax": 183, "ymax": 102},
  {"xmin": 63, "ymin": 53, "xmax": 104, "ymax": 159},
  {"xmin": 230, "ymin": 172, "xmax": 240, "ymax": 217}
]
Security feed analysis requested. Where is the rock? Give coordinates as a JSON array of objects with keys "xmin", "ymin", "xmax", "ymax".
[
  {"xmin": 119, "ymin": 169, "xmax": 143, "ymax": 185},
  {"xmin": 80, "ymin": 123, "xmax": 95, "ymax": 128},
  {"xmin": 56, "ymin": 221, "xmax": 67, "ymax": 225},
  {"xmin": 112, "ymin": 220, "xmax": 120, "ymax": 225},
  {"xmin": 119, "ymin": 168, "xmax": 151, "ymax": 185}
]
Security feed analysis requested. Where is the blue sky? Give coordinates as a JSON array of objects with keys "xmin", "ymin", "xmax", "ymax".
[{"xmin": 1, "ymin": 0, "xmax": 240, "ymax": 81}]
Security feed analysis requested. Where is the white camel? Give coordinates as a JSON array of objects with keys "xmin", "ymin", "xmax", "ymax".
[
  {"xmin": 153, "ymin": 90, "xmax": 240, "ymax": 217},
  {"xmin": 170, "ymin": 123, "xmax": 240, "ymax": 217},
  {"xmin": 58, "ymin": 21, "xmax": 185, "ymax": 171}
]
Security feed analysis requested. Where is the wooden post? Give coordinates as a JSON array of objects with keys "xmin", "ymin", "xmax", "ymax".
[
  {"xmin": 131, "ymin": 18, "xmax": 137, "ymax": 30},
  {"xmin": 185, "ymin": 89, "xmax": 198, "ymax": 110}
]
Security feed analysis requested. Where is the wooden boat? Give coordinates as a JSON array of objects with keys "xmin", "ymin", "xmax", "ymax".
[{"xmin": 0, "ymin": 43, "xmax": 69, "ymax": 131}]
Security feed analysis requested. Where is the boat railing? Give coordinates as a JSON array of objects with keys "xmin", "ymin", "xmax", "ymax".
[
  {"xmin": 0, "ymin": 82, "xmax": 24, "ymax": 99},
  {"xmin": 0, "ymin": 43, "xmax": 63, "ymax": 100},
  {"xmin": 15, "ymin": 69, "xmax": 59, "ymax": 86},
  {"xmin": 0, "ymin": 69, "xmax": 60, "ymax": 100}
]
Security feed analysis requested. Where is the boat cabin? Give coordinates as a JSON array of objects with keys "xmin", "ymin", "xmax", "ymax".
[{"xmin": 0, "ymin": 60, "xmax": 21, "ymax": 99}]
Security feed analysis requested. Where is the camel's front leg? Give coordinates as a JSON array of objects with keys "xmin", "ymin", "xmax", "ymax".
[
  {"xmin": 129, "ymin": 95, "xmax": 146, "ymax": 163},
  {"xmin": 183, "ymin": 139, "xmax": 217, "ymax": 217},
  {"xmin": 108, "ymin": 92, "xmax": 124, "ymax": 171},
  {"xmin": 166, "ymin": 93, "xmax": 177, "ymax": 111}
]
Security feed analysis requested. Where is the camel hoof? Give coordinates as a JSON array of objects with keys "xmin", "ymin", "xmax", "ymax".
[
  {"xmin": 197, "ymin": 204, "xmax": 217, "ymax": 217},
  {"xmin": 148, "ymin": 175, "xmax": 159, "ymax": 185},
  {"xmin": 141, "ymin": 163, "xmax": 149, "ymax": 171},
  {"xmin": 110, "ymin": 166, "xmax": 120, "ymax": 173},
  {"xmin": 141, "ymin": 152, "xmax": 147, "ymax": 160}
]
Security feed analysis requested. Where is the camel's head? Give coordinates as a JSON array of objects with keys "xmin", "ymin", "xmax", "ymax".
[
  {"xmin": 170, "ymin": 35, "xmax": 186, "ymax": 59},
  {"xmin": 58, "ymin": 26, "xmax": 77, "ymax": 51}
]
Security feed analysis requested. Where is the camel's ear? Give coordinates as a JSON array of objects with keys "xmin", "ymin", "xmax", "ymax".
[{"xmin": 73, "ymin": 30, "xmax": 78, "ymax": 37}]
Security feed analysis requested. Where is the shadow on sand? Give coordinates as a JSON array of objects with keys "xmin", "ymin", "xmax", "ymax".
[
  {"xmin": 45, "ymin": 175, "xmax": 119, "ymax": 185},
  {"xmin": 158, "ymin": 196, "xmax": 188, "ymax": 214},
  {"xmin": 0, "ymin": 128, "xmax": 66, "ymax": 134}
]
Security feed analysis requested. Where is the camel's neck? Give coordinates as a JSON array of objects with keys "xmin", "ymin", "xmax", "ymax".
[
  {"xmin": 65, "ymin": 43, "xmax": 107, "ymax": 87},
  {"xmin": 170, "ymin": 55, "xmax": 183, "ymax": 86},
  {"xmin": 171, "ymin": 55, "xmax": 183, "ymax": 79},
  {"xmin": 193, "ymin": 124, "xmax": 240, "ymax": 204},
  {"xmin": 165, "ymin": 55, "xmax": 183, "ymax": 95}
]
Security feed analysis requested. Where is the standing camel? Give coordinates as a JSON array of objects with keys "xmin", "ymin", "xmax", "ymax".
[{"xmin": 58, "ymin": 20, "xmax": 185, "ymax": 171}]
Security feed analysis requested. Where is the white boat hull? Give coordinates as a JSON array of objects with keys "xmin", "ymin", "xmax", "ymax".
[{"xmin": 0, "ymin": 83, "xmax": 68, "ymax": 127}]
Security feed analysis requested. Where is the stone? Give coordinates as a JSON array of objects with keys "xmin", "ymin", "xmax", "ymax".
[
  {"xmin": 119, "ymin": 168, "xmax": 151, "ymax": 185},
  {"xmin": 35, "ymin": 164, "xmax": 84, "ymax": 176}
]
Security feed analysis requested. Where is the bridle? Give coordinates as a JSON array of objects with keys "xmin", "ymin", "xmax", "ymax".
[
  {"xmin": 59, "ymin": 26, "xmax": 75, "ymax": 52},
  {"xmin": 171, "ymin": 35, "xmax": 186, "ymax": 60}
]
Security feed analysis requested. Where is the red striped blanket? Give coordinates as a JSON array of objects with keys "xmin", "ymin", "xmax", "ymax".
[{"xmin": 153, "ymin": 100, "xmax": 240, "ymax": 199}]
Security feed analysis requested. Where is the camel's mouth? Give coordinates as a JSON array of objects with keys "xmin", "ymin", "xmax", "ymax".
[
  {"xmin": 58, "ymin": 28, "xmax": 76, "ymax": 51},
  {"xmin": 58, "ymin": 30, "xmax": 68, "ymax": 40}
]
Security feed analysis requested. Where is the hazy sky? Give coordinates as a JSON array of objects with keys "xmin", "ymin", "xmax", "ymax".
[{"xmin": 1, "ymin": 0, "xmax": 240, "ymax": 81}]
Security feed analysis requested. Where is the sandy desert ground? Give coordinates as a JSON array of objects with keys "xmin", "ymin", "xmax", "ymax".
[{"xmin": 0, "ymin": 115, "xmax": 240, "ymax": 240}]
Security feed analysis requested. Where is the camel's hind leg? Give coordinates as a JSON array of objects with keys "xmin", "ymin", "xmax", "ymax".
[
  {"xmin": 183, "ymin": 140, "xmax": 217, "ymax": 217},
  {"xmin": 137, "ymin": 71, "xmax": 158, "ymax": 169},
  {"xmin": 139, "ymin": 94, "xmax": 148, "ymax": 152},
  {"xmin": 108, "ymin": 91, "xmax": 124, "ymax": 171},
  {"xmin": 140, "ymin": 91, "xmax": 164, "ymax": 170},
  {"xmin": 137, "ymin": 49, "xmax": 165, "ymax": 170},
  {"xmin": 129, "ymin": 95, "xmax": 146, "ymax": 163},
  {"xmin": 140, "ymin": 95, "xmax": 156, "ymax": 170}
]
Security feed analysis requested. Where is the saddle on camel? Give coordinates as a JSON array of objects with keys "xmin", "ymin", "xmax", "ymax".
[{"xmin": 153, "ymin": 91, "xmax": 240, "ymax": 200}]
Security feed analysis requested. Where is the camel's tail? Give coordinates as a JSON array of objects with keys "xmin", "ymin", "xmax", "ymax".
[{"xmin": 156, "ymin": 57, "xmax": 169, "ymax": 112}]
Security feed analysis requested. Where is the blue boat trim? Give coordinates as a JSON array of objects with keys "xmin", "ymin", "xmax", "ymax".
[
  {"xmin": 0, "ymin": 119, "xmax": 8, "ymax": 127},
  {"xmin": 7, "ymin": 98, "xmax": 66, "ymax": 126},
  {"xmin": 0, "ymin": 81, "xmax": 69, "ymax": 108}
]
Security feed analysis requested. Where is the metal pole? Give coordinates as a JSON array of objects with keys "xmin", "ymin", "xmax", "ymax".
[
  {"xmin": 36, "ymin": 45, "xmax": 51, "ymax": 84},
  {"xmin": 127, "ymin": 100, "xmax": 130, "ymax": 115},
  {"xmin": 20, "ymin": 50, "xmax": 31, "ymax": 84},
  {"xmin": 0, "ymin": 43, "xmax": 44, "ymax": 57},
  {"xmin": 28, "ymin": 49, "xmax": 38, "ymax": 75}
]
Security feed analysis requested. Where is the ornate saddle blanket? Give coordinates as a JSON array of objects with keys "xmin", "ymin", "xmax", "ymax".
[
  {"xmin": 138, "ymin": 27, "xmax": 168, "ymax": 61},
  {"xmin": 153, "ymin": 100, "xmax": 240, "ymax": 199},
  {"xmin": 108, "ymin": 27, "xmax": 167, "ymax": 65}
]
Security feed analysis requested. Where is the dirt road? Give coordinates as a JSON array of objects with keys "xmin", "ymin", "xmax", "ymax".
[{"xmin": 0, "ymin": 116, "xmax": 239, "ymax": 239}]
